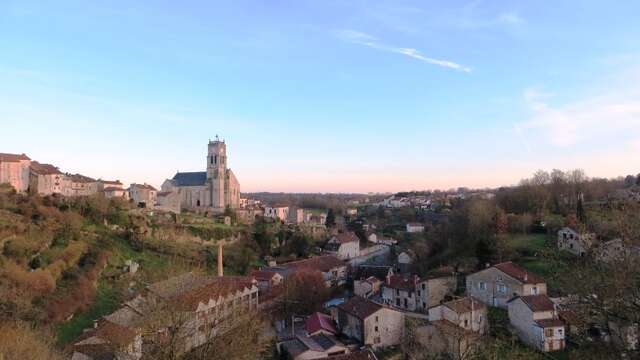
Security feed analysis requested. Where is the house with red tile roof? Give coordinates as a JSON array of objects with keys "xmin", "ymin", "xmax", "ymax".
[
  {"xmin": 129, "ymin": 183, "xmax": 157, "ymax": 208},
  {"xmin": 261, "ymin": 255, "xmax": 348, "ymax": 287},
  {"xmin": 306, "ymin": 312, "xmax": 338, "ymax": 336},
  {"xmin": 465, "ymin": 262, "xmax": 547, "ymax": 308},
  {"xmin": 334, "ymin": 296, "xmax": 404, "ymax": 349},
  {"xmin": 508, "ymin": 294, "xmax": 566, "ymax": 352}
]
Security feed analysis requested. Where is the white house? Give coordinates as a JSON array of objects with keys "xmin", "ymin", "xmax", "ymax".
[
  {"xmin": 406, "ymin": 223, "xmax": 425, "ymax": 233},
  {"xmin": 507, "ymin": 295, "xmax": 566, "ymax": 352},
  {"xmin": 325, "ymin": 232, "xmax": 360, "ymax": 260}
]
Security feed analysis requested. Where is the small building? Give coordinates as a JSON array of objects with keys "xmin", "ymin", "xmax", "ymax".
[
  {"xmin": 326, "ymin": 232, "xmax": 361, "ymax": 260},
  {"xmin": 306, "ymin": 312, "xmax": 338, "ymax": 336},
  {"xmin": 262, "ymin": 256, "xmax": 348, "ymax": 287},
  {"xmin": 557, "ymin": 227, "xmax": 595, "ymax": 257},
  {"xmin": 418, "ymin": 297, "xmax": 489, "ymax": 358},
  {"xmin": 353, "ymin": 265, "xmax": 394, "ymax": 299},
  {"xmin": 0, "ymin": 153, "xmax": 31, "ymax": 192},
  {"xmin": 367, "ymin": 233, "xmax": 397, "ymax": 245},
  {"xmin": 103, "ymin": 186, "xmax": 130, "ymax": 200},
  {"xmin": 406, "ymin": 222, "xmax": 425, "ymax": 233},
  {"xmin": 466, "ymin": 262, "xmax": 547, "ymax": 308},
  {"xmin": 66, "ymin": 173, "xmax": 99, "ymax": 196},
  {"xmin": 381, "ymin": 272, "xmax": 456, "ymax": 312},
  {"xmin": 156, "ymin": 190, "xmax": 181, "ymax": 213},
  {"xmin": 249, "ymin": 269, "xmax": 283, "ymax": 292},
  {"xmin": 334, "ymin": 296, "xmax": 404, "ymax": 349},
  {"xmin": 97, "ymin": 179, "xmax": 124, "ymax": 192},
  {"xmin": 129, "ymin": 183, "xmax": 157, "ymax": 208},
  {"xmin": 280, "ymin": 333, "xmax": 348, "ymax": 359},
  {"xmin": 29, "ymin": 161, "xmax": 65, "ymax": 195},
  {"xmin": 397, "ymin": 251, "xmax": 414, "ymax": 273},
  {"xmin": 265, "ymin": 205, "xmax": 290, "ymax": 222},
  {"xmin": 507, "ymin": 295, "xmax": 566, "ymax": 352}
]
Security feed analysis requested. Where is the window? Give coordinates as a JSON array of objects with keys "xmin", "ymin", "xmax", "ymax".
[
  {"xmin": 396, "ymin": 289, "xmax": 400, "ymax": 296},
  {"xmin": 479, "ymin": 282, "xmax": 486, "ymax": 290},
  {"xmin": 422, "ymin": 283, "xmax": 426, "ymax": 290},
  {"xmin": 404, "ymin": 298, "xmax": 408, "ymax": 308},
  {"xmin": 531, "ymin": 287, "xmax": 538, "ymax": 295},
  {"xmin": 558, "ymin": 329, "xmax": 563, "ymax": 335},
  {"xmin": 497, "ymin": 275, "xmax": 502, "ymax": 281},
  {"xmin": 545, "ymin": 328, "xmax": 554, "ymax": 337},
  {"xmin": 375, "ymin": 316, "xmax": 379, "ymax": 322},
  {"xmin": 396, "ymin": 299, "xmax": 400, "ymax": 306},
  {"xmin": 417, "ymin": 290, "xmax": 421, "ymax": 296},
  {"xmin": 464, "ymin": 319, "xmax": 469, "ymax": 327},
  {"xmin": 497, "ymin": 284, "xmax": 507, "ymax": 294},
  {"xmin": 375, "ymin": 326, "xmax": 379, "ymax": 332}
]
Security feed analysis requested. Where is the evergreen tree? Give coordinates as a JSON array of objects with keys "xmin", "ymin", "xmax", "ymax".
[
  {"xmin": 577, "ymin": 194, "xmax": 586, "ymax": 224},
  {"xmin": 325, "ymin": 208, "xmax": 336, "ymax": 228}
]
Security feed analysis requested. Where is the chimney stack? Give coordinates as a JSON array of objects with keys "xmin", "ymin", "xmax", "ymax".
[{"xmin": 217, "ymin": 242, "xmax": 224, "ymax": 277}]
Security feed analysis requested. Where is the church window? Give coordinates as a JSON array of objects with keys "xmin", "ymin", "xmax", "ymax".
[
  {"xmin": 215, "ymin": 155, "xmax": 218, "ymax": 164},
  {"xmin": 197, "ymin": 200, "xmax": 201, "ymax": 207}
]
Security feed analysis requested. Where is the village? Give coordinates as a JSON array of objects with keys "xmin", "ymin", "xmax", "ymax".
[{"xmin": 1, "ymin": 145, "xmax": 639, "ymax": 360}]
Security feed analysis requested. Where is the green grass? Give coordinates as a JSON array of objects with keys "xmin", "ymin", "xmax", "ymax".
[
  {"xmin": 55, "ymin": 283, "xmax": 121, "ymax": 345},
  {"xmin": 506, "ymin": 233, "xmax": 548, "ymax": 254}
]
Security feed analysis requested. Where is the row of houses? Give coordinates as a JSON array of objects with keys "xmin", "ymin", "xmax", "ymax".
[
  {"xmin": 70, "ymin": 272, "xmax": 260, "ymax": 359},
  {"xmin": 0, "ymin": 152, "xmax": 161, "ymax": 207},
  {"xmin": 558, "ymin": 226, "xmax": 640, "ymax": 262}
]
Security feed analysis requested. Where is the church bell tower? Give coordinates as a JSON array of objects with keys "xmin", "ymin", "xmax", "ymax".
[{"xmin": 207, "ymin": 136, "xmax": 227, "ymax": 209}]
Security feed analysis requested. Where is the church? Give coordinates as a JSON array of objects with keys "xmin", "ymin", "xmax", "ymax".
[{"xmin": 160, "ymin": 138, "xmax": 240, "ymax": 213}]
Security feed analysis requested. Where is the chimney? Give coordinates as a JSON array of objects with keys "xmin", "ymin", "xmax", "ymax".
[
  {"xmin": 217, "ymin": 242, "xmax": 224, "ymax": 277},
  {"xmin": 524, "ymin": 273, "xmax": 528, "ymax": 282}
]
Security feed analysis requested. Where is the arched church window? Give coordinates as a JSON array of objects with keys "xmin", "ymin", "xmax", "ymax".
[{"xmin": 197, "ymin": 199, "xmax": 201, "ymax": 207}]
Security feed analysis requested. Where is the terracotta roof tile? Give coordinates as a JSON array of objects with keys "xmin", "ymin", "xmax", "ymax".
[
  {"xmin": 331, "ymin": 232, "xmax": 359, "ymax": 244},
  {"xmin": 306, "ymin": 312, "xmax": 337, "ymax": 335},
  {"xmin": 0, "ymin": 153, "xmax": 30, "ymax": 162},
  {"xmin": 30, "ymin": 161, "xmax": 62, "ymax": 175},
  {"xmin": 282, "ymin": 255, "xmax": 344, "ymax": 273},
  {"xmin": 518, "ymin": 295, "xmax": 555, "ymax": 312},
  {"xmin": 494, "ymin": 262, "xmax": 545, "ymax": 284},
  {"xmin": 535, "ymin": 318, "xmax": 565, "ymax": 328},
  {"xmin": 337, "ymin": 296, "xmax": 382, "ymax": 320},
  {"xmin": 385, "ymin": 274, "xmax": 419, "ymax": 292},
  {"xmin": 443, "ymin": 296, "xmax": 486, "ymax": 314}
]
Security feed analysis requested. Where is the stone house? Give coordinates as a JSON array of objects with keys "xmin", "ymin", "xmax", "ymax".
[
  {"xmin": 557, "ymin": 227, "xmax": 596, "ymax": 257},
  {"xmin": 264, "ymin": 205, "xmax": 290, "ymax": 222},
  {"xmin": 97, "ymin": 179, "xmax": 124, "ymax": 192},
  {"xmin": 381, "ymin": 272, "xmax": 456, "ymax": 313},
  {"xmin": 466, "ymin": 262, "xmax": 546, "ymax": 308},
  {"xmin": 354, "ymin": 277, "xmax": 383, "ymax": 299},
  {"xmin": 29, "ymin": 161, "xmax": 65, "ymax": 195},
  {"xmin": 261, "ymin": 255, "xmax": 348, "ymax": 287},
  {"xmin": 66, "ymin": 173, "xmax": 99, "ymax": 196},
  {"xmin": 418, "ymin": 297, "xmax": 488, "ymax": 358},
  {"xmin": 129, "ymin": 183, "xmax": 157, "ymax": 208},
  {"xmin": 366, "ymin": 232, "xmax": 397, "ymax": 245},
  {"xmin": 406, "ymin": 223, "xmax": 425, "ymax": 233},
  {"xmin": 507, "ymin": 295, "xmax": 566, "ymax": 352},
  {"xmin": 103, "ymin": 186, "xmax": 129, "ymax": 200},
  {"xmin": 156, "ymin": 190, "xmax": 181, "ymax": 213},
  {"xmin": 0, "ymin": 153, "xmax": 31, "ymax": 192},
  {"xmin": 326, "ymin": 232, "xmax": 360, "ymax": 260},
  {"xmin": 353, "ymin": 265, "xmax": 394, "ymax": 298},
  {"xmin": 334, "ymin": 296, "xmax": 404, "ymax": 349}
]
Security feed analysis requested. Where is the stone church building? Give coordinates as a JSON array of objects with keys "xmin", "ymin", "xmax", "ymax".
[{"xmin": 161, "ymin": 138, "xmax": 240, "ymax": 213}]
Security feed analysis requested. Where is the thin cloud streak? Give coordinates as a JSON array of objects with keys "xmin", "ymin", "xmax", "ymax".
[{"xmin": 336, "ymin": 30, "xmax": 472, "ymax": 73}]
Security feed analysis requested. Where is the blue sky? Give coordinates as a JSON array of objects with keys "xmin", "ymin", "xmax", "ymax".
[{"xmin": 1, "ymin": 1, "xmax": 639, "ymax": 192}]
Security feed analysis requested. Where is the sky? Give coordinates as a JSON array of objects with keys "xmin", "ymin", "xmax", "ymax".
[{"xmin": 1, "ymin": 1, "xmax": 639, "ymax": 193}]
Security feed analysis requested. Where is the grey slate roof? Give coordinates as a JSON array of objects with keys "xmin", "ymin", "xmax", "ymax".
[{"xmin": 172, "ymin": 171, "xmax": 207, "ymax": 186}]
